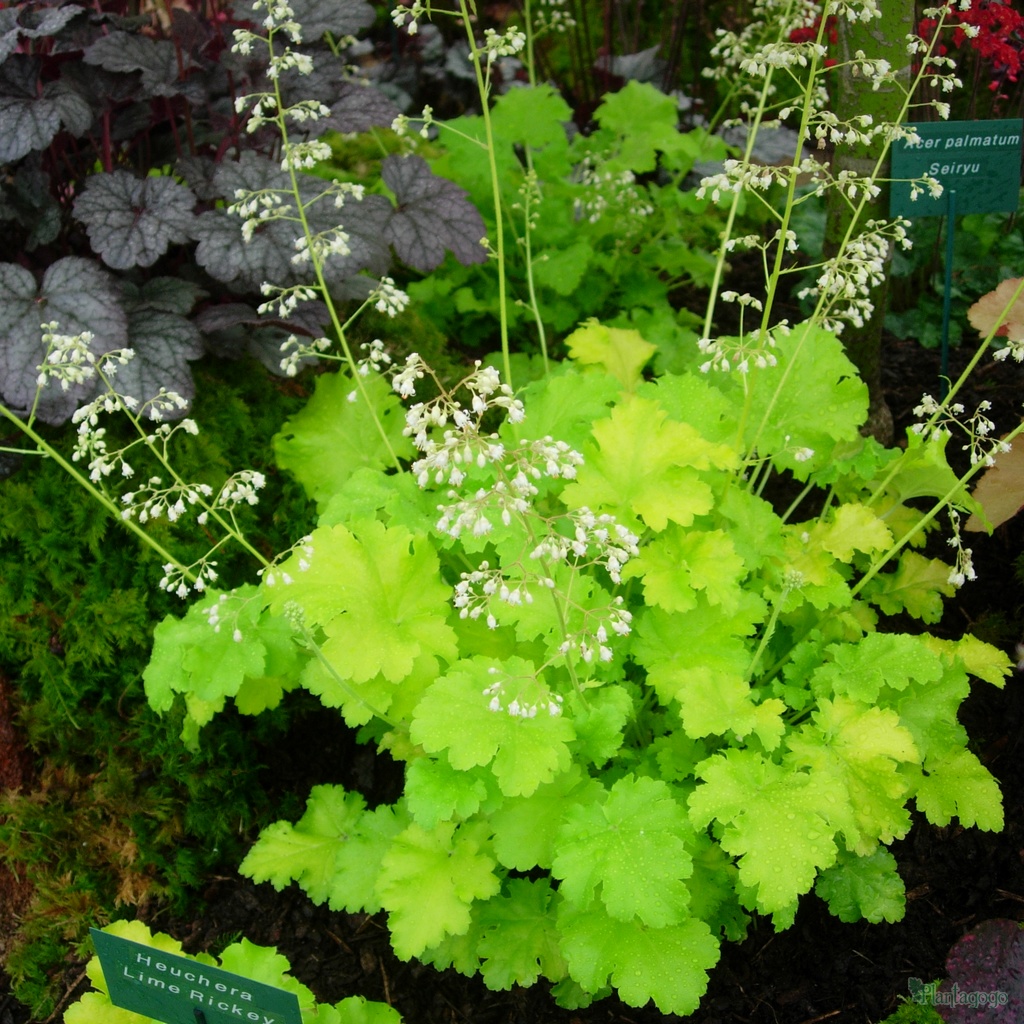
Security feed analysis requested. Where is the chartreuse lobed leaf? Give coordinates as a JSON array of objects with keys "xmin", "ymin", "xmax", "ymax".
[
  {"xmin": 410, "ymin": 657, "xmax": 575, "ymax": 797},
  {"xmin": 405, "ymin": 755, "xmax": 492, "ymax": 829},
  {"xmin": 673, "ymin": 667, "xmax": 786, "ymax": 750},
  {"xmin": 476, "ymin": 878, "xmax": 567, "ymax": 990},
  {"xmin": 737, "ymin": 321, "xmax": 868, "ymax": 476},
  {"xmin": 862, "ymin": 550, "xmax": 956, "ymax": 623},
  {"xmin": 268, "ymin": 519, "xmax": 457, "ymax": 685},
  {"xmin": 557, "ymin": 900, "xmax": 720, "ymax": 1015},
  {"xmin": 274, "ymin": 370, "xmax": 412, "ymax": 510},
  {"xmin": 624, "ymin": 524, "xmax": 746, "ymax": 614},
  {"xmin": 376, "ymin": 820, "xmax": 501, "ymax": 959},
  {"xmin": 809, "ymin": 632, "xmax": 945, "ymax": 704},
  {"xmin": 910, "ymin": 748, "xmax": 1003, "ymax": 831},
  {"xmin": 815, "ymin": 847, "xmax": 906, "ymax": 924},
  {"xmin": 143, "ymin": 586, "xmax": 303, "ymax": 746},
  {"xmin": 586, "ymin": 80, "xmax": 694, "ymax": 175},
  {"xmin": 689, "ymin": 749, "xmax": 842, "ymax": 918},
  {"xmin": 632, "ymin": 596, "xmax": 764, "ymax": 707},
  {"xmin": 922, "ymin": 633, "xmax": 1011, "ymax": 687},
  {"xmin": 562, "ymin": 393, "xmax": 738, "ymax": 532},
  {"xmin": 784, "ymin": 697, "xmax": 919, "ymax": 854},
  {"xmin": 564, "ymin": 318, "xmax": 655, "ymax": 390},
  {"xmin": 552, "ymin": 775, "xmax": 694, "ymax": 927},
  {"xmin": 240, "ymin": 784, "xmax": 405, "ymax": 913},
  {"xmin": 491, "ymin": 766, "xmax": 604, "ymax": 871}
]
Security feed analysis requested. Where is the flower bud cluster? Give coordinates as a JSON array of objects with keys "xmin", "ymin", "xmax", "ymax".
[
  {"xmin": 217, "ymin": 470, "xmax": 268, "ymax": 507},
  {"xmin": 911, "ymin": 394, "xmax": 1011, "ymax": 469},
  {"xmin": 697, "ymin": 159, "xmax": 821, "ymax": 204},
  {"xmin": 35, "ymin": 323, "xmax": 116, "ymax": 393},
  {"xmin": 374, "ymin": 277, "xmax": 411, "ymax": 317},
  {"xmin": 480, "ymin": 27, "xmax": 526, "ymax": 65},
  {"xmin": 533, "ymin": 0, "xmax": 575, "ymax": 33},
  {"xmin": 257, "ymin": 283, "xmax": 319, "ymax": 318},
  {"xmin": 556, "ymin": 598, "xmax": 634, "ymax": 664},
  {"xmin": 261, "ymin": 536, "xmax": 314, "ymax": 587},
  {"xmin": 481, "ymin": 667, "xmax": 563, "ymax": 718},
  {"xmin": 798, "ymin": 219, "xmax": 910, "ymax": 331},
  {"xmin": 698, "ymin": 323, "xmax": 782, "ymax": 375},
  {"xmin": 573, "ymin": 159, "xmax": 654, "ymax": 226},
  {"xmin": 161, "ymin": 559, "xmax": 220, "ymax": 600},
  {"xmin": 121, "ymin": 477, "xmax": 214, "ymax": 524},
  {"xmin": 453, "ymin": 561, "xmax": 547, "ymax": 626},
  {"xmin": 529, "ymin": 508, "xmax": 640, "ymax": 584},
  {"xmin": 945, "ymin": 508, "xmax": 977, "ymax": 589},
  {"xmin": 391, "ymin": 1, "xmax": 428, "ymax": 35}
]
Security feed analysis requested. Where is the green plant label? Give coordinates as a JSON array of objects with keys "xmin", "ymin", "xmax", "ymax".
[
  {"xmin": 89, "ymin": 930, "xmax": 303, "ymax": 1024},
  {"xmin": 890, "ymin": 118, "xmax": 1023, "ymax": 217}
]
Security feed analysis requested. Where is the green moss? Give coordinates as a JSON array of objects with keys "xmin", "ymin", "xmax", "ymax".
[{"xmin": 0, "ymin": 356, "xmax": 318, "ymax": 1017}]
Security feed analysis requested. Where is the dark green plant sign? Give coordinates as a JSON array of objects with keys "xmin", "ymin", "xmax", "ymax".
[
  {"xmin": 890, "ymin": 118, "xmax": 1023, "ymax": 217},
  {"xmin": 89, "ymin": 930, "xmax": 302, "ymax": 1024}
]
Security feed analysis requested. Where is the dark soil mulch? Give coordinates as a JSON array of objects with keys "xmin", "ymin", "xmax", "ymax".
[{"xmin": 3, "ymin": 334, "xmax": 1024, "ymax": 1024}]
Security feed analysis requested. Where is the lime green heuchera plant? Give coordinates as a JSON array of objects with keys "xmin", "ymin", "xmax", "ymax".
[{"xmin": 3, "ymin": 0, "xmax": 1023, "ymax": 1016}]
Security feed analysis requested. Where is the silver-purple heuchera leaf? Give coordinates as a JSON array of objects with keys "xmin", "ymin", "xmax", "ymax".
[
  {"xmin": 0, "ymin": 256, "xmax": 128, "ymax": 423},
  {"xmin": 194, "ymin": 151, "xmax": 391, "ymax": 293},
  {"xmin": 930, "ymin": 919, "xmax": 1024, "ymax": 1022},
  {"xmin": 118, "ymin": 280, "xmax": 205, "ymax": 418},
  {"xmin": 0, "ymin": 4, "xmax": 83, "ymax": 63},
  {"xmin": 82, "ymin": 30, "xmax": 200, "ymax": 98},
  {"xmin": 289, "ymin": 0, "xmax": 375, "ymax": 41},
  {"xmin": 0, "ymin": 57, "xmax": 92, "ymax": 162},
  {"xmin": 73, "ymin": 171, "xmax": 198, "ymax": 270},
  {"xmin": 381, "ymin": 154, "xmax": 487, "ymax": 272},
  {"xmin": 324, "ymin": 81, "xmax": 400, "ymax": 134}
]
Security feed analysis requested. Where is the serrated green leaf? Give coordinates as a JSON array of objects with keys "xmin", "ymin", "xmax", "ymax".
[
  {"xmin": 562, "ymin": 394, "xmax": 737, "ymax": 532},
  {"xmin": 274, "ymin": 371, "xmax": 413, "ymax": 508},
  {"xmin": 913, "ymin": 748, "xmax": 1003, "ymax": 831},
  {"xmin": 553, "ymin": 775, "xmax": 694, "ymax": 926},
  {"xmin": 477, "ymin": 879, "xmax": 567, "ymax": 989},
  {"xmin": 689, "ymin": 749, "xmax": 841, "ymax": 915},
  {"xmin": 406, "ymin": 756, "xmax": 490, "ymax": 828},
  {"xmin": 785, "ymin": 697, "xmax": 918, "ymax": 854},
  {"xmin": 672, "ymin": 666, "xmax": 785, "ymax": 749},
  {"xmin": 819, "ymin": 502, "xmax": 893, "ymax": 562},
  {"xmin": 809, "ymin": 632, "xmax": 945, "ymax": 704},
  {"xmin": 240, "ymin": 785, "xmax": 404, "ymax": 913},
  {"xmin": 565, "ymin": 319, "xmax": 656, "ymax": 390},
  {"xmin": 923, "ymin": 633, "xmax": 1011, "ymax": 688},
  {"xmin": 567, "ymin": 685, "xmax": 634, "ymax": 766},
  {"xmin": 270, "ymin": 520, "xmax": 457, "ymax": 684},
  {"xmin": 491, "ymin": 767, "xmax": 602, "ymax": 871},
  {"xmin": 410, "ymin": 657, "xmax": 575, "ymax": 797},
  {"xmin": 815, "ymin": 847, "xmax": 906, "ymax": 924},
  {"xmin": 534, "ymin": 240, "xmax": 592, "ymax": 296},
  {"xmin": 740, "ymin": 321, "xmax": 867, "ymax": 476},
  {"xmin": 632, "ymin": 598, "xmax": 763, "ymax": 706},
  {"xmin": 491, "ymin": 84, "xmax": 573, "ymax": 150},
  {"xmin": 144, "ymin": 587, "xmax": 291, "ymax": 741},
  {"xmin": 625, "ymin": 524, "xmax": 746, "ymax": 613},
  {"xmin": 588, "ymin": 80, "xmax": 690, "ymax": 175},
  {"xmin": 377, "ymin": 821, "xmax": 500, "ymax": 958},
  {"xmin": 862, "ymin": 550, "xmax": 956, "ymax": 623},
  {"xmin": 558, "ymin": 902, "xmax": 720, "ymax": 1015}
]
